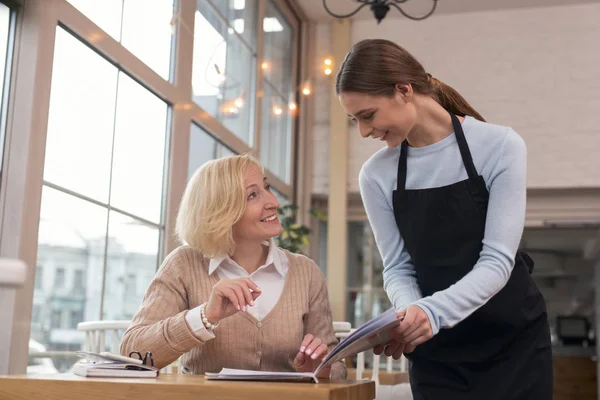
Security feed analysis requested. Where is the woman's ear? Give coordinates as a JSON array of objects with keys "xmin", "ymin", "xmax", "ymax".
[{"xmin": 395, "ymin": 84, "xmax": 413, "ymax": 102}]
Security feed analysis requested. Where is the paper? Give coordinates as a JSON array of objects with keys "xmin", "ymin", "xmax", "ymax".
[{"xmin": 206, "ymin": 307, "xmax": 401, "ymax": 383}]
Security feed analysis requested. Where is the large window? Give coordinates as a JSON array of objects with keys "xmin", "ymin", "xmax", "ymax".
[
  {"xmin": 192, "ymin": 1, "xmax": 257, "ymax": 146},
  {"xmin": 31, "ymin": 28, "xmax": 166, "ymax": 372},
  {"xmin": 260, "ymin": 0, "xmax": 295, "ymax": 184},
  {"xmin": 14, "ymin": 0, "xmax": 300, "ymax": 374}
]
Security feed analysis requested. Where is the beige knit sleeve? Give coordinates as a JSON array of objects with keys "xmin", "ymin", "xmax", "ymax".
[
  {"xmin": 303, "ymin": 258, "xmax": 348, "ymax": 380},
  {"xmin": 120, "ymin": 249, "xmax": 205, "ymax": 369}
]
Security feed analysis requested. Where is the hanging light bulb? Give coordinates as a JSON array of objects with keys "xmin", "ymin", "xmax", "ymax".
[
  {"xmin": 261, "ymin": 61, "xmax": 269, "ymax": 70},
  {"xmin": 302, "ymin": 86, "xmax": 311, "ymax": 96},
  {"xmin": 288, "ymin": 102, "xmax": 297, "ymax": 111},
  {"xmin": 234, "ymin": 97, "xmax": 245, "ymax": 108},
  {"xmin": 324, "ymin": 58, "xmax": 332, "ymax": 66},
  {"xmin": 273, "ymin": 106, "xmax": 283, "ymax": 116},
  {"xmin": 324, "ymin": 68, "xmax": 332, "ymax": 75}
]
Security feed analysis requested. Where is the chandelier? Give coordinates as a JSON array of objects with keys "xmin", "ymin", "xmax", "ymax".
[{"xmin": 322, "ymin": 0, "xmax": 438, "ymax": 24}]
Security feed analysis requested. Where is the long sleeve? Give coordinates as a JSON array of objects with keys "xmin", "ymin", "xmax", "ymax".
[
  {"xmin": 414, "ymin": 129, "xmax": 527, "ymax": 334},
  {"xmin": 120, "ymin": 251, "xmax": 208, "ymax": 369},
  {"xmin": 358, "ymin": 167, "xmax": 426, "ymax": 314},
  {"xmin": 305, "ymin": 261, "xmax": 347, "ymax": 379}
]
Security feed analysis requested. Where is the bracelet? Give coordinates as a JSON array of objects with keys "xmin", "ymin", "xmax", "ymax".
[{"xmin": 200, "ymin": 303, "xmax": 220, "ymax": 331}]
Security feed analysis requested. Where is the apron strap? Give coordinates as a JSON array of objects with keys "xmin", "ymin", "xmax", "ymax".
[
  {"xmin": 396, "ymin": 111, "xmax": 479, "ymax": 192},
  {"xmin": 396, "ymin": 140, "xmax": 408, "ymax": 192},
  {"xmin": 450, "ymin": 112, "xmax": 479, "ymax": 180}
]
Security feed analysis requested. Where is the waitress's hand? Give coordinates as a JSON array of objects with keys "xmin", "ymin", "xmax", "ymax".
[
  {"xmin": 294, "ymin": 334, "xmax": 331, "ymax": 378},
  {"xmin": 204, "ymin": 278, "xmax": 261, "ymax": 323},
  {"xmin": 395, "ymin": 305, "xmax": 433, "ymax": 353}
]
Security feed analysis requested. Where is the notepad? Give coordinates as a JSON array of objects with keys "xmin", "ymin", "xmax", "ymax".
[
  {"xmin": 206, "ymin": 308, "xmax": 401, "ymax": 383},
  {"xmin": 72, "ymin": 352, "xmax": 159, "ymax": 378}
]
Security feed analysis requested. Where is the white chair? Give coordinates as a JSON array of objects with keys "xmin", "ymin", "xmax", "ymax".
[
  {"xmin": 77, "ymin": 320, "xmax": 180, "ymax": 373},
  {"xmin": 77, "ymin": 320, "xmax": 131, "ymax": 354}
]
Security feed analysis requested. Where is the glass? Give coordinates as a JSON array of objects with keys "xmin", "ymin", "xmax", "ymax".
[
  {"xmin": 188, "ymin": 123, "xmax": 236, "ymax": 179},
  {"xmin": 262, "ymin": 0, "xmax": 293, "ymax": 98},
  {"xmin": 67, "ymin": 0, "xmax": 174, "ymax": 80},
  {"xmin": 192, "ymin": 3, "xmax": 256, "ymax": 145},
  {"xmin": 121, "ymin": 0, "xmax": 174, "ymax": 80},
  {"xmin": 110, "ymin": 72, "xmax": 168, "ymax": 224},
  {"xmin": 206, "ymin": 0, "xmax": 258, "ymax": 49},
  {"xmin": 44, "ymin": 28, "xmax": 118, "ymax": 203},
  {"xmin": 102, "ymin": 211, "xmax": 160, "ymax": 321},
  {"xmin": 32, "ymin": 186, "xmax": 108, "ymax": 372},
  {"xmin": 260, "ymin": 81, "xmax": 292, "ymax": 183},
  {"xmin": 0, "ymin": 3, "xmax": 12, "ymax": 180},
  {"xmin": 67, "ymin": 0, "xmax": 123, "ymax": 39}
]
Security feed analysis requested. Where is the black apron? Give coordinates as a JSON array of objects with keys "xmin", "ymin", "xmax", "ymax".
[{"xmin": 392, "ymin": 112, "xmax": 553, "ymax": 400}]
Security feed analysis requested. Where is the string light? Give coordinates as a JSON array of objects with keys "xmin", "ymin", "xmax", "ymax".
[
  {"xmin": 273, "ymin": 106, "xmax": 283, "ymax": 116},
  {"xmin": 234, "ymin": 97, "xmax": 245, "ymax": 108},
  {"xmin": 324, "ymin": 58, "xmax": 332, "ymax": 66},
  {"xmin": 324, "ymin": 68, "xmax": 332, "ymax": 75},
  {"xmin": 302, "ymin": 86, "xmax": 311, "ymax": 96},
  {"xmin": 261, "ymin": 61, "xmax": 270, "ymax": 70},
  {"xmin": 288, "ymin": 102, "xmax": 297, "ymax": 111}
]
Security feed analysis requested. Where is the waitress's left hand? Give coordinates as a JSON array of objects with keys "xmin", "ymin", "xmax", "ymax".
[
  {"xmin": 394, "ymin": 305, "xmax": 433, "ymax": 353},
  {"xmin": 294, "ymin": 334, "xmax": 331, "ymax": 378}
]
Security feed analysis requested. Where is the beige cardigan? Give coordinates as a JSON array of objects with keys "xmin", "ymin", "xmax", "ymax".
[{"xmin": 120, "ymin": 246, "xmax": 346, "ymax": 378}]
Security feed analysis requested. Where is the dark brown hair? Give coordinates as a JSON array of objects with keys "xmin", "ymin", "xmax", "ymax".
[{"xmin": 335, "ymin": 39, "xmax": 485, "ymax": 122}]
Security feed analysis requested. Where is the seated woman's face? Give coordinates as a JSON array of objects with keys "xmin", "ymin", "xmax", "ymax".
[{"xmin": 232, "ymin": 164, "xmax": 283, "ymax": 242}]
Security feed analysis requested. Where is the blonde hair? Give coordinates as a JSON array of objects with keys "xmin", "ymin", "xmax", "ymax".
[{"xmin": 176, "ymin": 154, "xmax": 263, "ymax": 257}]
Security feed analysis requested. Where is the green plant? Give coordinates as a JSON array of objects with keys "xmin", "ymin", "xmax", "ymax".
[{"xmin": 275, "ymin": 204, "xmax": 326, "ymax": 254}]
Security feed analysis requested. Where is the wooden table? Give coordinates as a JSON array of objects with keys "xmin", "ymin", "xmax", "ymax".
[{"xmin": 0, "ymin": 373, "xmax": 376, "ymax": 400}]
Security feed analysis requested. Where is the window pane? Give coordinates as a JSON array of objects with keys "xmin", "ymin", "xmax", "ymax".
[
  {"xmin": 67, "ymin": 0, "xmax": 123, "ymax": 40},
  {"xmin": 260, "ymin": 81, "xmax": 292, "ymax": 183},
  {"xmin": 121, "ymin": 0, "xmax": 174, "ymax": 80},
  {"xmin": 67, "ymin": 0, "xmax": 174, "ymax": 80},
  {"xmin": 0, "ymin": 3, "xmax": 12, "ymax": 177},
  {"xmin": 188, "ymin": 123, "xmax": 236, "ymax": 179},
  {"xmin": 32, "ymin": 186, "xmax": 108, "ymax": 372},
  {"xmin": 44, "ymin": 28, "xmax": 118, "ymax": 203},
  {"xmin": 110, "ymin": 72, "xmax": 168, "ymax": 224},
  {"xmin": 262, "ymin": 0, "xmax": 293, "ymax": 98},
  {"xmin": 102, "ymin": 211, "xmax": 160, "ymax": 321},
  {"xmin": 192, "ymin": 4, "xmax": 255, "ymax": 145},
  {"xmin": 206, "ymin": 0, "xmax": 258, "ymax": 49}
]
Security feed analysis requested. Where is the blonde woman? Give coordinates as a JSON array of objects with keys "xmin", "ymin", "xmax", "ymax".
[{"xmin": 120, "ymin": 154, "xmax": 345, "ymax": 379}]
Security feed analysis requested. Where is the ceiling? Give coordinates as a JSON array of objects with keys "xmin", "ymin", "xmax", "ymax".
[{"xmin": 295, "ymin": 0, "xmax": 600, "ymax": 22}]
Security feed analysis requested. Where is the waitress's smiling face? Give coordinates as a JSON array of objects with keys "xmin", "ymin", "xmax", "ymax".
[{"xmin": 339, "ymin": 85, "xmax": 417, "ymax": 148}]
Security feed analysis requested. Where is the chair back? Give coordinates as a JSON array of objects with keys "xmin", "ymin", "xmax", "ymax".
[{"xmin": 77, "ymin": 320, "xmax": 131, "ymax": 354}]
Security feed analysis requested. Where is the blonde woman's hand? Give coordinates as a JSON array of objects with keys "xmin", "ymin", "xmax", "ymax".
[
  {"xmin": 204, "ymin": 278, "xmax": 261, "ymax": 323},
  {"xmin": 294, "ymin": 334, "xmax": 331, "ymax": 378}
]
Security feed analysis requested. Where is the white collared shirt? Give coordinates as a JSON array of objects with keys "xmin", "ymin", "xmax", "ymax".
[{"xmin": 185, "ymin": 239, "xmax": 289, "ymax": 341}]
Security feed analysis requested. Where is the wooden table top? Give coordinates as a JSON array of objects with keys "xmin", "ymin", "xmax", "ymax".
[{"xmin": 0, "ymin": 373, "xmax": 376, "ymax": 400}]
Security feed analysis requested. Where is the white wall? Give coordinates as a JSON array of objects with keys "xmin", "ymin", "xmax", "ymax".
[{"xmin": 313, "ymin": 3, "xmax": 600, "ymax": 194}]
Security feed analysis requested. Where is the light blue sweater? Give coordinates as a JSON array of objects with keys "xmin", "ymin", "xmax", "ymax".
[{"xmin": 359, "ymin": 116, "xmax": 527, "ymax": 336}]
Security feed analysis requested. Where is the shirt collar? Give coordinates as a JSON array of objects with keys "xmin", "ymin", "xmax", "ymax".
[{"xmin": 208, "ymin": 238, "xmax": 288, "ymax": 277}]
